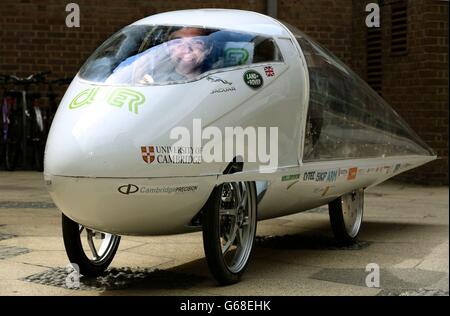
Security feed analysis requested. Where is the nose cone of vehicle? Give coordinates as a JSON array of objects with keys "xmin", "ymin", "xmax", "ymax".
[
  {"xmin": 44, "ymin": 80, "xmax": 179, "ymax": 177},
  {"xmin": 44, "ymin": 79, "xmax": 224, "ymax": 178},
  {"xmin": 44, "ymin": 86, "xmax": 140, "ymax": 177}
]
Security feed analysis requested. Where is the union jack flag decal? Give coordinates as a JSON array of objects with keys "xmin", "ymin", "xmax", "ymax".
[
  {"xmin": 264, "ymin": 66, "xmax": 275, "ymax": 77},
  {"xmin": 141, "ymin": 146, "xmax": 155, "ymax": 164}
]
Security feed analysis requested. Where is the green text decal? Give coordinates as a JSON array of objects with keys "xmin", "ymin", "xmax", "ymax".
[
  {"xmin": 69, "ymin": 88, "xmax": 145, "ymax": 114},
  {"xmin": 69, "ymin": 88, "xmax": 99, "ymax": 109},
  {"xmin": 107, "ymin": 88, "xmax": 145, "ymax": 114}
]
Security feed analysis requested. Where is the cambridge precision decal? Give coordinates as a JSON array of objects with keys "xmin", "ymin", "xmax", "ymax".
[{"xmin": 118, "ymin": 184, "xmax": 198, "ymax": 195}]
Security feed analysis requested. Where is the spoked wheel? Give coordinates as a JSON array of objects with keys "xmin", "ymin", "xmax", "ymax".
[
  {"xmin": 62, "ymin": 213, "xmax": 121, "ymax": 277},
  {"xmin": 203, "ymin": 181, "xmax": 257, "ymax": 285},
  {"xmin": 329, "ymin": 188, "xmax": 364, "ymax": 245}
]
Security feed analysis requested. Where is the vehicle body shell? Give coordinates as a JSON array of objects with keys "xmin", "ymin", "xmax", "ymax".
[{"xmin": 44, "ymin": 9, "xmax": 435, "ymax": 236}]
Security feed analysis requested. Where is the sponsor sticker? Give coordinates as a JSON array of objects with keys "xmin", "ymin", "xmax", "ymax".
[
  {"xmin": 282, "ymin": 174, "xmax": 300, "ymax": 182},
  {"xmin": 348, "ymin": 167, "xmax": 358, "ymax": 180},
  {"xmin": 264, "ymin": 66, "xmax": 275, "ymax": 77},
  {"xmin": 141, "ymin": 146, "xmax": 155, "ymax": 164},
  {"xmin": 206, "ymin": 76, "xmax": 232, "ymax": 85},
  {"xmin": 118, "ymin": 184, "xmax": 139, "ymax": 195},
  {"xmin": 211, "ymin": 87, "xmax": 236, "ymax": 94},
  {"xmin": 243, "ymin": 70, "xmax": 263, "ymax": 89},
  {"xmin": 303, "ymin": 169, "xmax": 337, "ymax": 183},
  {"xmin": 118, "ymin": 184, "xmax": 198, "ymax": 195},
  {"xmin": 303, "ymin": 171, "xmax": 316, "ymax": 181},
  {"xmin": 69, "ymin": 87, "xmax": 145, "ymax": 114},
  {"xmin": 140, "ymin": 146, "xmax": 202, "ymax": 165},
  {"xmin": 339, "ymin": 168, "xmax": 348, "ymax": 177}
]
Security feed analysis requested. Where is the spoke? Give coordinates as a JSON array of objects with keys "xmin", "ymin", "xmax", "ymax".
[
  {"xmin": 86, "ymin": 229, "xmax": 99, "ymax": 260},
  {"xmin": 221, "ymin": 224, "xmax": 239, "ymax": 254},
  {"xmin": 219, "ymin": 208, "xmax": 238, "ymax": 216},
  {"xmin": 241, "ymin": 216, "xmax": 250, "ymax": 226},
  {"xmin": 237, "ymin": 227, "xmax": 244, "ymax": 246},
  {"xmin": 221, "ymin": 238, "xmax": 232, "ymax": 254},
  {"xmin": 239, "ymin": 189, "xmax": 248, "ymax": 209},
  {"xmin": 235, "ymin": 183, "xmax": 242, "ymax": 203}
]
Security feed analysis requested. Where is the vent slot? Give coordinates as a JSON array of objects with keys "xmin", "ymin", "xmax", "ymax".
[
  {"xmin": 391, "ymin": 2, "xmax": 408, "ymax": 55},
  {"xmin": 367, "ymin": 26, "xmax": 383, "ymax": 95}
]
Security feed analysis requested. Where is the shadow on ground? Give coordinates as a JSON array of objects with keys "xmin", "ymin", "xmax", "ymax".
[{"xmin": 21, "ymin": 219, "xmax": 447, "ymax": 294}]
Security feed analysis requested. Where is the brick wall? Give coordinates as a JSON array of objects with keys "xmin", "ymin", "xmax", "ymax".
[
  {"xmin": 278, "ymin": 0, "xmax": 353, "ymax": 65},
  {"xmin": 352, "ymin": 0, "xmax": 448, "ymax": 185},
  {"xmin": 0, "ymin": 0, "xmax": 448, "ymax": 184},
  {"xmin": 0, "ymin": 0, "xmax": 265, "ymax": 79}
]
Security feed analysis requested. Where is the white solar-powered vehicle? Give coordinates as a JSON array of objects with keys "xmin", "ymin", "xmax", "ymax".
[{"xmin": 44, "ymin": 9, "xmax": 436, "ymax": 285}]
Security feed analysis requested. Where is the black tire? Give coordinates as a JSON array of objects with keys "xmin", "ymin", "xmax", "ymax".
[
  {"xmin": 62, "ymin": 213, "xmax": 121, "ymax": 277},
  {"xmin": 328, "ymin": 189, "xmax": 364, "ymax": 246},
  {"xmin": 202, "ymin": 182, "xmax": 257, "ymax": 285}
]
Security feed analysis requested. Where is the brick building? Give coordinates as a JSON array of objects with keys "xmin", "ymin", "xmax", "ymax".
[{"xmin": 0, "ymin": 0, "xmax": 448, "ymax": 184}]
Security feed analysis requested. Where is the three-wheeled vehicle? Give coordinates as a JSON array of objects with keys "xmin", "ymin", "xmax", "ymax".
[{"xmin": 44, "ymin": 9, "xmax": 436, "ymax": 285}]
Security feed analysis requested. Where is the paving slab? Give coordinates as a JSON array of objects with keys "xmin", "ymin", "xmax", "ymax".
[{"xmin": 0, "ymin": 171, "xmax": 447, "ymax": 296}]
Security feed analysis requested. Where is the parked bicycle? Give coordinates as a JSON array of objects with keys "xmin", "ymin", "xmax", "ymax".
[
  {"xmin": 45, "ymin": 77, "xmax": 73, "ymax": 131},
  {"xmin": 0, "ymin": 71, "xmax": 51, "ymax": 171}
]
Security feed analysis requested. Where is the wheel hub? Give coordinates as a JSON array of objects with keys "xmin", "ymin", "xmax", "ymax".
[
  {"xmin": 341, "ymin": 189, "xmax": 364, "ymax": 238},
  {"xmin": 218, "ymin": 182, "xmax": 256, "ymax": 273}
]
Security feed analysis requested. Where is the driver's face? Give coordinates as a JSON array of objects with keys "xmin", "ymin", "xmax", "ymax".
[{"xmin": 168, "ymin": 36, "xmax": 207, "ymax": 73}]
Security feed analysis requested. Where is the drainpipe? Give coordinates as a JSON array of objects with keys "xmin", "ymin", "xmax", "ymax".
[{"xmin": 266, "ymin": 0, "xmax": 278, "ymax": 18}]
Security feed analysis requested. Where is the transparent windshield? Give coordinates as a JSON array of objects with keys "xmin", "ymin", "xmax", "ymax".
[
  {"xmin": 79, "ymin": 25, "xmax": 283, "ymax": 85},
  {"xmin": 296, "ymin": 34, "xmax": 435, "ymax": 160}
]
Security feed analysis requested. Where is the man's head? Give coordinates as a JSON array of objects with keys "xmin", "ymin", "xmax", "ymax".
[{"xmin": 167, "ymin": 27, "xmax": 211, "ymax": 77}]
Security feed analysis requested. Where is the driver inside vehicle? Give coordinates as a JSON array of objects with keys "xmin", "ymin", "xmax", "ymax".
[
  {"xmin": 144, "ymin": 27, "xmax": 211, "ymax": 83},
  {"xmin": 105, "ymin": 27, "xmax": 213, "ymax": 85},
  {"xmin": 140, "ymin": 27, "xmax": 213, "ymax": 84}
]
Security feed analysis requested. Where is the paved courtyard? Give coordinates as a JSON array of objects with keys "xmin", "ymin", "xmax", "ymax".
[{"xmin": 0, "ymin": 171, "xmax": 448, "ymax": 296}]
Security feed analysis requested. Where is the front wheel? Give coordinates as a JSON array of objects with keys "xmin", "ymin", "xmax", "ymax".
[
  {"xmin": 328, "ymin": 189, "xmax": 364, "ymax": 246},
  {"xmin": 62, "ymin": 213, "xmax": 121, "ymax": 277},
  {"xmin": 202, "ymin": 182, "xmax": 257, "ymax": 285}
]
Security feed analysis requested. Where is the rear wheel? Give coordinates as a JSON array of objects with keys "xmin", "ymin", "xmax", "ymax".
[
  {"xmin": 328, "ymin": 189, "xmax": 364, "ymax": 245},
  {"xmin": 62, "ymin": 213, "xmax": 121, "ymax": 277},
  {"xmin": 203, "ymin": 181, "xmax": 257, "ymax": 285}
]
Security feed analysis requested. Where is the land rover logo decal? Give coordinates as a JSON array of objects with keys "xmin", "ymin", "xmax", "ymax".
[
  {"xmin": 118, "ymin": 184, "xmax": 139, "ymax": 195},
  {"xmin": 243, "ymin": 70, "xmax": 263, "ymax": 89}
]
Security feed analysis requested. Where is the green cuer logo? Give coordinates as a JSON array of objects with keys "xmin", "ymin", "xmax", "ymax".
[
  {"xmin": 68, "ymin": 87, "xmax": 145, "ymax": 114},
  {"xmin": 107, "ymin": 88, "xmax": 145, "ymax": 114},
  {"xmin": 243, "ymin": 70, "xmax": 263, "ymax": 89},
  {"xmin": 69, "ymin": 88, "xmax": 99, "ymax": 109},
  {"xmin": 224, "ymin": 48, "xmax": 250, "ymax": 66}
]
